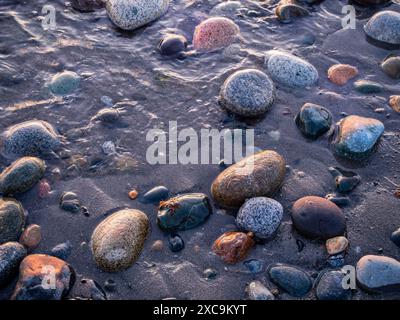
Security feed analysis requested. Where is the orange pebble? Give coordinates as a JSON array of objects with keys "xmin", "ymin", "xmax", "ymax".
[
  {"xmin": 327, "ymin": 64, "xmax": 359, "ymax": 85},
  {"xmin": 128, "ymin": 189, "xmax": 138, "ymax": 200}
]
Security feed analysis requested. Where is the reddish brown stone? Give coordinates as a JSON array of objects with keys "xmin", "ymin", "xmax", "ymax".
[
  {"xmin": 19, "ymin": 224, "xmax": 42, "ymax": 250},
  {"xmin": 327, "ymin": 64, "xmax": 359, "ymax": 85},
  {"xmin": 212, "ymin": 231, "xmax": 254, "ymax": 264}
]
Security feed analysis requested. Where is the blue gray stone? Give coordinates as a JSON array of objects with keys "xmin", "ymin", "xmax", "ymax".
[
  {"xmin": 247, "ymin": 281, "xmax": 275, "ymax": 300},
  {"xmin": 364, "ymin": 11, "xmax": 400, "ymax": 47},
  {"xmin": 236, "ymin": 197, "xmax": 283, "ymax": 239},
  {"xmin": 354, "ymin": 80, "xmax": 384, "ymax": 94},
  {"xmin": 49, "ymin": 71, "xmax": 80, "ymax": 96},
  {"xmin": 0, "ymin": 242, "xmax": 27, "ymax": 287},
  {"xmin": 1, "ymin": 120, "xmax": 62, "ymax": 158},
  {"xmin": 315, "ymin": 269, "xmax": 352, "ymax": 300},
  {"xmin": 268, "ymin": 263, "xmax": 312, "ymax": 297},
  {"xmin": 141, "ymin": 185, "xmax": 169, "ymax": 204},
  {"xmin": 356, "ymin": 255, "xmax": 400, "ymax": 293},
  {"xmin": 265, "ymin": 50, "xmax": 318, "ymax": 87},
  {"xmin": 295, "ymin": 103, "xmax": 332, "ymax": 139},
  {"xmin": 332, "ymin": 115, "xmax": 384, "ymax": 160},
  {"xmin": 51, "ymin": 241, "xmax": 73, "ymax": 260},
  {"xmin": 219, "ymin": 69, "xmax": 275, "ymax": 117},
  {"xmin": 106, "ymin": 0, "xmax": 169, "ymax": 31}
]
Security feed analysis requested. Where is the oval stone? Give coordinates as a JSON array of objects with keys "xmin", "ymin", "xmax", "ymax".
[
  {"xmin": 236, "ymin": 197, "xmax": 283, "ymax": 239},
  {"xmin": 381, "ymin": 55, "xmax": 400, "ymax": 79},
  {"xmin": 0, "ymin": 157, "xmax": 46, "ymax": 195},
  {"xmin": 0, "ymin": 242, "xmax": 27, "ymax": 287},
  {"xmin": 364, "ymin": 11, "xmax": 400, "ymax": 47},
  {"xmin": 291, "ymin": 196, "xmax": 346, "ymax": 239},
  {"xmin": 157, "ymin": 193, "xmax": 212, "ymax": 232},
  {"xmin": 332, "ymin": 115, "xmax": 384, "ymax": 160},
  {"xmin": 193, "ymin": 17, "xmax": 240, "ymax": 51},
  {"xmin": 0, "ymin": 198, "xmax": 25, "ymax": 244},
  {"xmin": 327, "ymin": 64, "xmax": 359, "ymax": 85},
  {"xmin": 106, "ymin": 0, "xmax": 169, "ymax": 31},
  {"xmin": 49, "ymin": 71, "xmax": 80, "ymax": 96},
  {"xmin": 247, "ymin": 281, "xmax": 275, "ymax": 300},
  {"xmin": 356, "ymin": 255, "xmax": 400, "ymax": 293},
  {"xmin": 315, "ymin": 269, "xmax": 351, "ymax": 300},
  {"xmin": 211, "ymin": 150, "xmax": 286, "ymax": 208},
  {"xmin": 91, "ymin": 209, "xmax": 149, "ymax": 272},
  {"xmin": 212, "ymin": 231, "xmax": 254, "ymax": 264},
  {"xmin": 265, "ymin": 50, "xmax": 318, "ymax": 87},
  {"xmin": 219, "ymin": 69, "xmax": 275, "ymax": 117},
  {"xmin": 295, "ymin": 103, "xmax": 332, "ymax": 139}
]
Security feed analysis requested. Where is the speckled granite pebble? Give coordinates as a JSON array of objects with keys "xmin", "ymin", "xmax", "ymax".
[{"xmin": 364, "ymin": 11, "xmax": 400, "ymax": 47}]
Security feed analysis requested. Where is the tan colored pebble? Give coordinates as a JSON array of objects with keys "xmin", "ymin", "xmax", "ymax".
[
  {"xmin": 151, "ymin": 240, "xmax": 164, "ymax": 251},
  {"xmin": 327, "ymin": 64, "xmax": 359, "ymax": 85},
  {"xmin": 389, "ymin": 95, "xmax": 400, "ymax": 113},
  {"xmin": 326, "ymin": 236, "xmax": 349, "ymax": 255},
  {"xmin": 128, "ymin": 189, "xmax": 139, "ymax": 200},
  {"xmin": 19, "ymin": 224, "xmax": 42, "ymax": 250}
]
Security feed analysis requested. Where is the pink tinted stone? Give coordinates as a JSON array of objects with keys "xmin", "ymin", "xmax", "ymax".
[
  {"xmin": 193, "ymin": 17, "xmax": 239, "ymax": 51},
  {"xmin": 38, "ymin": 179, "xmax": 51, "ymax": 198}
]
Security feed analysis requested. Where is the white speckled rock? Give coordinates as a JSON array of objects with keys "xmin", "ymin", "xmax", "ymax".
[
  {"xmin": 106, "ymin": 0, "xmax": 169, "ymax": 31},
  {"xmin": 364, "ymin": 11, "xmax": 400, "ymax": 46},
  {"xmin": 219, "ymin": 69, "xmax": 275, "ymax": 117},
  {"xmin": 236, "ymin": 197, "xmax": 283, "ymax": 239},
  {"xmin": 265, "ymin": 50, "xmax": 318, "ymax": 87},
  {"xmin": 91, "ymin": 209, "xmax": 149, "ymax": 272}
]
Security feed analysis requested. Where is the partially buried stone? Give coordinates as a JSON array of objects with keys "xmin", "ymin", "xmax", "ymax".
[
  {"xmin": 51, "ymin": 241, "xmax": 72, "ymax": 260},
  {"xmin": 157, "ymin": 193, "xmax": 212, "ymax": 232},
  {"xmin": 49, "ymin": 71, "xmax": 80, "ymax": 96},
  {"xmin": 19, "ymin": 224, "xmax": 42, "ymax": 250},
  {"xmin": 219, "ymin": 69, "xmax": 275, "ymax": 118},
  {"xmin": 60, "ymin": 192, "xmax": 81, "ymax": 213},
  {"xmin": 106, "ymin": 0, "xmax": 170, "ymax": 31},
  {"xmin": 327, "ymin": 64, "xmax": 359, "ymax": 85},
  {"xmin": 247, "ymin": 281, "xmax": 275, "ymax": 300},
  {"xmin": 1, "ymin": 120, "xmax": 61, "ymax": 158},
  {"xmin": 91, "ymin": 108, "xmax": 122, "ymax": 123},
  {"xmin": 236, "ymin": 197, "xmax": 283, "ymax": 239},
  {"xmin": 212, "ymin": 231, "xmax": 254, "ymax": 264},
  {"xmin": 356, "ymin": 255, "xmax": 400, "ymax": 293},
  {"xmin": 295, "ymin": 103, "xmax": 332, "ymax": 139},
  {"xmin": 315, "ymin": 269, "xmax": 351, "ymax": 300},
  {"xmin": 275, "ymin": 3, "xmax": 309, "ymax": 24},
  {"xmin": 267, "ymin": 263, "xmax": 312, "ymax": 297},
  {"xmin": 11, "ymin": 254, "xmax": 74, "ymax": 300},
  {"xmin": 332, "ymin": 115, "xmax": 384, "ymax": 161},
  {"xmin": 193, "ymin": 17, "xmax": 240, "ymax": 51},
  {"xmin": 91, "ymin": 209, "xmax": 149, "ymax": 272},
  {"xmin": 0, "ymin": 198, "xmax": 25, "ymax": 244},
  {"xmin": 0, "ymin": 157, "xmax": 46, "ymax": 195},
  {"xmin": 0, "ymin": 242, "xmax": 27, "ymax": 287},
  {"xmin": 329, "ymin": 167, "xmax": 361, "ymax": 193},
  {"xmin": 381, "ymin": 55, "xmax": 400, "ymax": 79},
  {"xmin": 211, "ymin": 150, "xmax": 286, "ymax": 208},
  {"xmin": 158, "ymin": 34, "xmax": 188, "ymax": 57},
  {"xmin": 291, "ymin": 196, "xmax": 346, "ymax": 239}
]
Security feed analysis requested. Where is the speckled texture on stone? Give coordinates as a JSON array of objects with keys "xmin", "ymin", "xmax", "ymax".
[
  {"xmin": 0, "ymin": 157, "xmax": 46, "ymax": 195},
  {"xmin": 91, "ymin": 209, "xmax": 149, "ymax": 272},
  {"xmin": 0, "ymin": 198, "xmax": 25, "ymax": 244},
  {"xmin": 315, "ymin": 269, "xmax": 351, "ymax": 300},
  {"xmin": 236, "ymin": 197, "xmax": 283, "ymax": 239},
  {"xmin": 364, "ymin": 11, "xmax": 400, "ymax": 45},
  {"xmin": 1, "ymin": 120, "xmax": 61, "ymax": 158},
  {"xmin": 356, "ymin": 255, "xmax": 400, "ymax": 293},
  {"xmin": 219, "ymin": 69, "xmax": 275, "ymax": 117},
  {"xmin": 106, "ymin": 0, "xmax": 169, "ymax": 31},
  {"xmin": 268, "ymin": 263, "xmax": 312, "ymax": 297},
  {"xmin": 193, "ymin": 17, "xmax": 240, "ymax": 51},
  {"xmin": 0, "ymin": 242, "xmax": 26, "ymax": 287},
  {"xmin": 49, "ymin": 71, "xmax": 80, "ymax": 96},
  {"xmin": 332, "ymin": 115, "xmax": 384, "ymax": 160},
  {"xmin": 265, "ymin": 50, "xmax": 318, "ymax": 87}
]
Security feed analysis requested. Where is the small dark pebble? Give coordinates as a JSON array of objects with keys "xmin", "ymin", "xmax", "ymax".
[
  {"xmin": 391, "ymin": 228, "xmax": 400, "ymax": 248},
  {"xmin": 325, "ymin": 194, "xmax": 350, "ymax": 207},
  {"xmin": 60, "ymin": 192, "xmax": 81, "ymax": 213},
  {"xmin": 104, "ymin": 279, "xmax": 116, "ymax": 292},
  {"xmin": 51, "ymin": 240, "xmax": 72, "ymax": 260},
  {"xmin": 140, "ymin": 186, "xmax": 169, "ymax": 204},
  {"xmin": 168, "ymin": 234, "xmax": 184, "ymax": 252},
  {"xmin": 158, "ymin": 34, "xmax": 188, "ymax": 57},
  {"xmin": 243, "ymin": 259, "xmax": 264, "ymax": 273},
  {"xmin": 203, "ymin": 268, "xmax": 218, "ymax": 280},
  {"xmin": 296, "ymin": 239, "xmax": 305, "ymax": 252}
]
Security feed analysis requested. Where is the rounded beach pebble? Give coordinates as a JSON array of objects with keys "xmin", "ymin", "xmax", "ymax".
[
  {"xmin": 49, "ymin": 71, "xmax": 80, "ymax": 96},
  {"xmin": 0, "ymin": 242, "xmax": 27, "ymax": 287},
  {"xmin": 0, "ymin": 157, "xmax": 46, "ymax": 195},
  {"xmin": 236, "ymin": 197, "xmax": 283, "ymax": 239},
  {"xmin": 106, "ymin": 0, "xmax": 169, "ymax": 31},
  {"xmin": 91, "ymin": 209, "xmax": 149, "ymax": 272},
  {"xmin": 291, "ymin": 196, "xmax": 346, "ymax": 239},
  {"xmin": 327, "ymin": 64, "xmax": 358, "ymax": 85},
  {"xmin": 315, "ymin": 269, "xmax": 351, "ymax": 300},
  {"xmin": 1, "ymin": 120, "xmax": 61, "ymax": 158},
  {"xmin": 0, "ymin": 198, "xmax": 25, "ymax": 244},
  {"xmin": 265, "ymin": 50, "xmax": 318, "ymax": 87},
  {"xmin": 295, "ymin": 103, "xmax": 332, "ymax": 139},
  {"xmin": 211, "ymin": 150, "xmax": 286, "ymax": 208},
  {"xmin": 193, "ymin": 17, "xmax": 240, "ymax": 51},
  {"xmin": 364, "ymin": 11, "xmax": 400, "ymax": 47},
  {"xmin": 219, "ymin": 69, "xmax": 275, "ymax": 117},
  {"xmin": 212, "ymin": 231, "xmax": 254, "ymax": 264}
]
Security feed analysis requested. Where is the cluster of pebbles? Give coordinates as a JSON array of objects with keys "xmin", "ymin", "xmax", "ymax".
[{"xmin": 0, "ymin": 0, "xmax": 400, "ymax": 300}]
